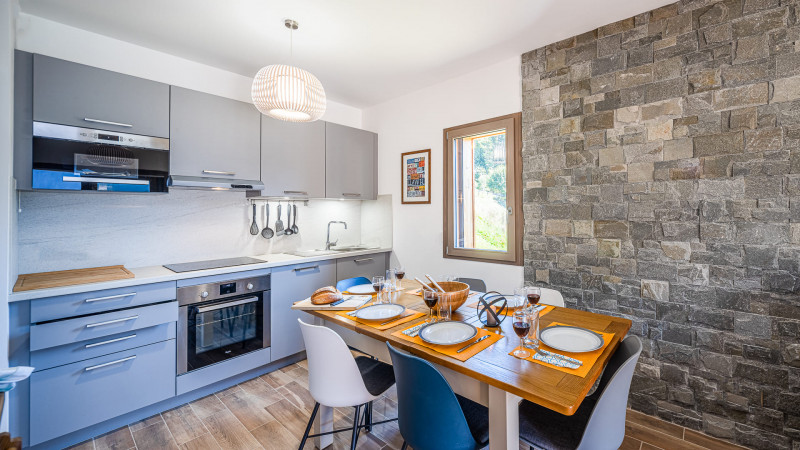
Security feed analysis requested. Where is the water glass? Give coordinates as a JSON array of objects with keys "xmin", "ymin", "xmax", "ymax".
[
  {"xmin": 522, "ymin": 307, "xmax": 540, "ymax": 350},
  {"xmin": 513, "ymin": 287, "xmax": 526, "ymax": 309},
  {"xmin": 386, "ymin": 269, "xmax": 397, "ymax": 291},
  {"xmin": 437, "ymin": 292, "xmax": 452, "ymax": 321}
]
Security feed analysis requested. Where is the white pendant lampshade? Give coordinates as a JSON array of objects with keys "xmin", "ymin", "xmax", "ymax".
[{"xmin": 251, "ymin": 64, "xmax": 326, "ymax": 122}]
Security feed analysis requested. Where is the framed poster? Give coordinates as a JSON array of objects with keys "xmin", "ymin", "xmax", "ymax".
[{"xmin": 401, "ymin": 149, "xmax": 431, "ymax": 204}]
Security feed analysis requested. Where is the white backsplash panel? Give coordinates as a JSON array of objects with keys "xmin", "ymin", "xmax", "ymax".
[{"xmin": 17, "ymin": 190, "xmax": 392, "ymax": 274}]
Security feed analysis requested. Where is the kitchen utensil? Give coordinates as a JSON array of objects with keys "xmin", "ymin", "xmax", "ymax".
[
  {"xmin": 456, "ymin": 335, "xmax": 490, "ymax": 353},
  {"xmin": 284, "ymin": 204, "xmax": 294, "ymax": 235},
  {"xmin": 13, "ymin": 265, "xmax": 134, "ymax": 292},
  {"xmin": 414, "ymin": 277, "xmax": 436, "ymax": 292},
  {"xmin": 292, "ymin": 203, "xmax": 299, "ymax": 234},
  {"xmin": 425, "ymin": 274, "xmax": 446, "ymax": 292},
  {"xmin": 540, "ymin": 325, "xmax": 604, "ymax": 353},
  {"xmin": 430, "ymin": 281, "xmax": 471, "ymax": 313},
  {"xmin": 275, "ymin": 203, "xmax": 285, "ymax": 235},
  {"xmin": 249, "ymin": 203, "xmax": 259, "ymax": 235},
  {"xmin": 418, "ymin": 321, "xmax": 477, "ymax": 346},
  {"xmin": 346, "ymin": 284, "xmax": 376, "ymax": 295},
  {"xmin": 261, "ymin": 203, "xmax": 274, "ymax": 239},
  {"xmin": 354, "ymin": 303, "xmax": 405, "ymax": 321}
]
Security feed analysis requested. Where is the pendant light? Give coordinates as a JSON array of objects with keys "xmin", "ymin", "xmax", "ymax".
[{"xmin": 251, "ymin": 19, "xmax": 326, "ymax": 122}]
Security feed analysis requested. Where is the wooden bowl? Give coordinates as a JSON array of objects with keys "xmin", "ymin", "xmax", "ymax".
[{"xmin": 433, "ymin": 281, "xmax": 471, "ymax": 313}]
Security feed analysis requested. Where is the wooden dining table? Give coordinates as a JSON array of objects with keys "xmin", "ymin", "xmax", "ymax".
[{"xmin": 299, "ymin": 281, "xmax": 632, "ymax": 450}]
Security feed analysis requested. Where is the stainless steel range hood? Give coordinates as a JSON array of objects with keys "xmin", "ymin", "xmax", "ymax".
[{"xmin": 168, "ymin": 175, "xmax": 265, "ymax": 191}]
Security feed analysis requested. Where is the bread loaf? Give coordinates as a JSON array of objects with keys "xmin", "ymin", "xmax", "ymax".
[{"xmin": 311, "ymin": 286, "xmax": 342, "ymax": 305}]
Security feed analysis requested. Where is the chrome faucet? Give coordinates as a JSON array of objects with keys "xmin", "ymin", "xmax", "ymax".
[{"xmin": 326, "ymin": 221, "xmax": 348, "ymax": 250}]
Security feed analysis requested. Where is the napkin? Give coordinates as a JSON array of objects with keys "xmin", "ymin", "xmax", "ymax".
[
  {"xmin": 530, "ymin": 349, "xmax": 580, "ymax": 369},
  {"xmin": 401, "ymin": 321, "xmax": 428, "ymax": 337}
]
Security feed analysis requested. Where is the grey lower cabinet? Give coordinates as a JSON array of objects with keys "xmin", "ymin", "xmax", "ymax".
[
  {"xmin": 170, "ymin": 86, "xmax": 261, "ymax": 180},
  {"xmin": 270, "ymin": 260, "xmax": 336, "ymax": 360},
  {"xmin": 32, "ymin": 54, "xmax": 169, "ymax": 138},
  {"xmin": 336, "ymin": 252, "xmax": 388, "ymax": 282},
  {"xmin": 325, "ymin": 122, "xmax": 377, "ymax": 200},
  {"xmin": 260, "ymin": 118, "xmax": 326, "ymax": 198}
]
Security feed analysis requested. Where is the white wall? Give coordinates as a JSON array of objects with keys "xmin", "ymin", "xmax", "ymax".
[
  {"xmin": 363, "ymin": 56, "xmax": 523, "ymax": 291},
  {"xmin": 14, "ymin": 13, "xmax": 362, "ymax": 128}
]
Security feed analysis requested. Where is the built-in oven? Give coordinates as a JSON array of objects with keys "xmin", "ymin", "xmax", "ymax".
[
  {"xmin": 177, "ymin": 275, "xmax": 270, "ymax": 375},
  {"xmin": 32, "ymin": 121, "xmax": 170, "ymax": 193}
]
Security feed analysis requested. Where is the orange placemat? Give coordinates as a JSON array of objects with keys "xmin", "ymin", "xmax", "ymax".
[
  {"xmin": 392, "ymin": 324, "xmax": 505, "ymax": 362},
  {"xmin": 465, "ymin": 302, "xmax": 555, "ymax": 318},
  {"xmin": 509, "ymin": 322, "xmax": 614, "ymax": 377},
  {"xmin": 336, "ymin": 309, "xmax": 426, "ymax": 331}
]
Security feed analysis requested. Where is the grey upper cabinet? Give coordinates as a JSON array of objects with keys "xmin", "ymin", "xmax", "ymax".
[
  {"xmin": 260, "ymin": 118, "xmax": 326, "ymax": 198},
  {"xmin": 32, "ymin": 54, "xmax": 169, "ymax": 138},
  {"xmin": 325, "ymin": 122, "xmax": 377, "ymax": 200},
  {"xmin": 170, "ymin": 87, "xmax": 261, "ymax": 180}
]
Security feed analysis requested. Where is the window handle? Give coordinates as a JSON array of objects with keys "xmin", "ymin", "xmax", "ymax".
[{"xmin": 507, "ymin": 206, "xmax": 513, "ymax": 216}]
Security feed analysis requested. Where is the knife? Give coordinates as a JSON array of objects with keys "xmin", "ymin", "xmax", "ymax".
[{"xmin": 456, "ymin": 335, "xmax": 490, "ymax": 353}]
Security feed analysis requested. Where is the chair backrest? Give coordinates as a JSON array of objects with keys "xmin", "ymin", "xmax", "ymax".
[
  {"xmin": 336, "ymin": 276, "xmax": 371, "ymax": 292},
  {"xmin": 540, "ymin": 287, "xmax": 565, "ymax": 307},
  {"xmin": 387, "ymin": 343, "xmax": 479, "ymax": 450},
  {"xmin": 298, "ymin": 319, "xmax": 375, "ymax": 407},
  {"xmin": 577, "ymin": 335, "xmax": 643, "ymax": 450},
  {"xmin": 456, "ymin": 277, "xmax": 487, "ymax": 292}
]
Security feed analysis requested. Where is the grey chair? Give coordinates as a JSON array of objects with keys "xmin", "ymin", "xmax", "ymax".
[
  {"xmin": 519, "ymin": 335, "xmax": 642, "ymax": 450},
  {"xmin": 455, "ymin": 277, "xmax": 487, "ymax": 292}
]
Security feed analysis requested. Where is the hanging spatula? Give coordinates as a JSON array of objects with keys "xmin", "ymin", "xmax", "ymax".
[{"xmin": 275, "ymin": 203, "xmax": 285, "ymax": 235}]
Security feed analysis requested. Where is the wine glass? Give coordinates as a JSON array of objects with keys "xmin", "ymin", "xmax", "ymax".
[
  {"xmin": 512, "ymin": 309, "xmax": 531, "ymax": 359},
  {"xmin": 526, "ymin": 286, "xmax": 541, "ymax": 311},
  {"xmin": 372, "ymin": 276, "xmax": 385, "ymax": 303},
  {"xmin": 423, "ymin": 290, "xmax": 438, "ymax": 323},
  {"xmin": 394, "ymin": 266, "xmax": 405, "ymax": 288}
]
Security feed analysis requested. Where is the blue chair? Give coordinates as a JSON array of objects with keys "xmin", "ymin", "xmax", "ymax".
[
  {"xmin": 337, "ymin": 276, "xmax": 371, "ymax": 292},
  {"xmin": 518, "ymin": 335, "xmax": 643, "ymax": 450},
  {"xmin": 387, "ymin": 343, "xmax": 489, "ymax": 450}
]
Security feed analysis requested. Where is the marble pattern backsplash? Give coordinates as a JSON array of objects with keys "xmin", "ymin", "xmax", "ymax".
[{"xmin": 16, "ymin": 190, "xmax": 392, "ymax": 274}]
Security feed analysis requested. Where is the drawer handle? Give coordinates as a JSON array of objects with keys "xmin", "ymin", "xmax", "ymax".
[
  {"xmin": 354, "ymin": 258, "xmax": 374, "ymax": 263},
  {"xmin": 83, "ymin": 118, "xmax": 133, "ymax": 128},
  {"xmin": 342, "ymin": 193, "xmax": 361, "ymax": 197},
  {"xmin": 283, "ymin": 190, "xmax": 308, "ymax": 195},
  {"xmin": 84, "ymin": 292, "xmax": 137, "ymax": 303},
  {"xmin": 202, "ymin": 170, "xmax": 236, "ymax": 176},
  {"xmin": 85, "ymin": 334, "xmax": 137, "ymax": 348},
  {"xmin": 85, "ymin": 315, "xmax": 139, "ymax": 328},
  {"xmin": 84, "ymin": 355, "xmax": 137, "ymax": 371},
  {"xmin": 294, "ymin": 265, "xmax": 319, "ymax": 272}
]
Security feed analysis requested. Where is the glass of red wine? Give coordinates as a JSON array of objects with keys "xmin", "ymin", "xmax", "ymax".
[
  {"xmin": 372, "ymin": 276, "xmax": 385, "ymax": 303},
  {"xmin": 526, "ymin": 286, "xmax": 541, "ymax": 311},
  {"xmin": 423, "ymin": 289, "xmax": 438, "ymax": 323},
  {"xmin": 394, "ymin": 267, "xmax": 405, "ymax": 288},
  {"xmin": 511, "ymin": 309, "xmax": 531, "ymax": 358}
]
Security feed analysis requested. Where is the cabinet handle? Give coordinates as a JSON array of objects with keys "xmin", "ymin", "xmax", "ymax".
[
  {"xmin": 202, "ymin": 170, "xmax": 236, "ymax": 176},
  {"xmin": 84, "ymin": 355, "xmax": 136, "ymax": 371},
  {"xmin": 83, "ymin": 118, "xmax": 133, "ymax": 128},
  {"xmin": 354, "ymin": 258, "xmax": 374, "ymax": 263},
  {"xmin": 294, "ymin": 265, "xmax": 319, "ymax": 272},
  {"xmin": 342, "ymin": 193, "xmax": 361, "ymax": 197},
  {"xmin": 84, "ymin": 292, "xmax": 137, "ymax": 303},
  {"xmin": 85, "ymin": 334, "xmax": 137, "ymax": 348},
  {"xmin": 197, "ymin": 297, "xmax": 259, "ymax": 313},
  {"xmin": 283, "ymin": 190, "xmax": 308, "ymax": 195},
  {"xmin": 85, "ymin": 315, "xmax": 139, "ymax": 328}
]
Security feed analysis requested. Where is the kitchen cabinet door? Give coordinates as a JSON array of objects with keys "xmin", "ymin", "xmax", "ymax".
[
  {"xmin": 336, "ymin": 252, "xmax": 388, "ymax": 283},
  {"xmin": 325, "ymin": 122, "xmax": 377, "ymax": 200},
  {"xmin": 260, "ymin": 118, "xmax": 326, "ymax": 198},
  {"xmin": 170, "ymin": 86, "xmax": 261, "ymax": 180},
  {"xmin": 33, "ymin": 54, "xmax": 170, "ymax": 138},
  {"xmin": 270, "ymin": 260, "xmax": 336, "ymax": 361}
]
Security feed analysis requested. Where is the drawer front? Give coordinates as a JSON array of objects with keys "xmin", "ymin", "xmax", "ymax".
[
  {"xmin": 30, "ymin": 301, "xmax": 177, "ymax": 351},
  {"xmin": 30, "ymin": 340, "xmax": 176, "ymax": 445},
  {"xmin": 336, "ymin": 252, "xmax": 388, "ymax": 282},
  {"xmin": 31, "ymin": 322, "xmax": 176, "ymax": 371},
  {"xmin": 30, "ymin": 281, "xmax": 176, "ymax": 323}
]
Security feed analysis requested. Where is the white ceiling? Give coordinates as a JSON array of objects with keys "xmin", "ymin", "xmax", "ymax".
[{"xmin": 19, "ymin": 0, "xmax": 674, "ymax": 108}]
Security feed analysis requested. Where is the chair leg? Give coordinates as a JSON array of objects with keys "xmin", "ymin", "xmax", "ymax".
[
  {"xmin": 401, "ymin": 441, "xmax": 408, "ymax": 450},
  {"xmin": 350, "ymin": 404, "xmax": 362, "ymax": 450},
  {"xmin": 364, "ymin": 401, "xmax": 373, "ymax": 432},
  {"xmin": 299, "ymin": 402, "xmax": 320, "ymax": 450}
]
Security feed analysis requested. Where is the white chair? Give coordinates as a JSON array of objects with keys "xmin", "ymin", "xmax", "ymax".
[
  {"xmin": 540, "ymin": 287, "xmax": 565, "ymax": 307},
  {"xmin": 297, "ymin": 319, "xmax": 397, "ymax": 450}
]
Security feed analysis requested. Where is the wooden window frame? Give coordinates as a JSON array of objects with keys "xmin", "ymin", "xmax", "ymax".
[{"xmin": 442, "ymin": 112, "xmax": 523, "ymax": 266}]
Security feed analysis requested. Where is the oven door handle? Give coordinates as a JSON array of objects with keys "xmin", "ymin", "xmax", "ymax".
[{"xmin": 196, "ymin": 296, "xmax": 259, "ymax": 313}]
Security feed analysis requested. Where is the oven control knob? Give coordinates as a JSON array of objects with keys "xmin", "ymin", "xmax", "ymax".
[
  {"xmin": 201, "ymin": 291, "xmax": 209, "ymax": 298},
  {"xmin": 246, "ymin": 283, "xmax": 254, "ymax": 290}
]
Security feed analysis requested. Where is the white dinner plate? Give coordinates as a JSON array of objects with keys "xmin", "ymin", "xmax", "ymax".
[
  {"xmin": 418, "ymin": 321, "xmax": 478, "ymax": 346},
  {"xmin": 540, "ymin": 325, "xmax": 604, "ymax": 353},
  {"xmin": 354, "ymin": 303, "xmax": 405, "ymax": 321},
  {"xmin": 347, "ymin": 284, "xmax": 378, "ymax": 295}
]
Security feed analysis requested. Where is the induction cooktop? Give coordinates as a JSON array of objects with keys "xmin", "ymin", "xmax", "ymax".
[{"xmin": 163, "ymin": 257, "xmax": 265, "ymax": 273}]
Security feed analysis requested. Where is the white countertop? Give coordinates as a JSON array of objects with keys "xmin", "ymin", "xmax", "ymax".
[{"xmin": 9, "ymin": 248, "xmax": 393, "ymax": 302}]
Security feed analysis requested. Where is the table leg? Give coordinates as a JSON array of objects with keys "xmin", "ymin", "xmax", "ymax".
[
  {"xmin": 314, "ymin": 403, "xmax": 334, "ymax": 449},
  {"xmin": 488, "ymin": 386, "xmax": 521, "ymax": 450}
]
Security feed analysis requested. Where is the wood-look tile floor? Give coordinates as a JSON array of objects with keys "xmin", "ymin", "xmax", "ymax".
[{"xmin": 69, "ymin": 359, "xmax": 743, "ymax": 450}]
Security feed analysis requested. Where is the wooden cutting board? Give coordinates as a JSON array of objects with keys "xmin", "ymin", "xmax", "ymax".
[{"xmin": 13, "ymin": 265, "xmax": 135, "ymax": 292}]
